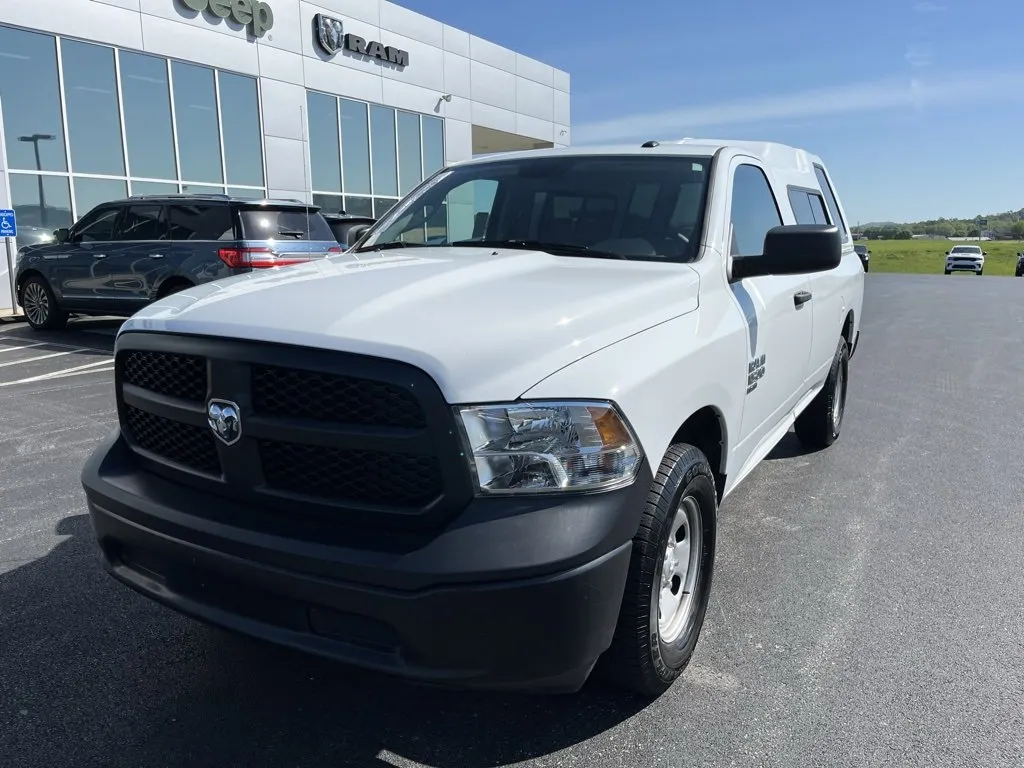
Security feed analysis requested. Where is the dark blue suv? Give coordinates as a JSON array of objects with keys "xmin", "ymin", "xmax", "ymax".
[{"xmin": 14, "ymin": 193, "xmax": 341, "ymax": 331}]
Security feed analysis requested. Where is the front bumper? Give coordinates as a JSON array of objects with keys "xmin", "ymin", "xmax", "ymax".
[
  {"xmin": 81, "ymin": 430, "xmax": 651, "ymax": 693},
  {"xmin": 946, "ymin": 261, "xmax": 983, "ymax": 272}
]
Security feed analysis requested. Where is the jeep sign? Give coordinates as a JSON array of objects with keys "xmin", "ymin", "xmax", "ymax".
[{"xmin": 178, "ymin": 0, "xmax": 274, "ymax": 39}]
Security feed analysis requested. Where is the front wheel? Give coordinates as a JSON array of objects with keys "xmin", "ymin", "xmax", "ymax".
[
  {"xmin": 944, "ymin": 269, "xmax": 951, "ymax": 275},
  {"xmin": 20, "ymin": 275, "xmax": 69, "ymax": 331},
  {"xmin": 600, "ymin": 444, "xmax": 718, "ymax": 697},
  {"xmin": 794, "ymin": 336, "xmax": 849, "ymax": 449}
]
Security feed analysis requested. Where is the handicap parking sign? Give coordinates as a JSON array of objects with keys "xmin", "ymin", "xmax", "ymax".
[{"xmin": 0, "ymin": 208, "xmax": 16, "ymax": 238}]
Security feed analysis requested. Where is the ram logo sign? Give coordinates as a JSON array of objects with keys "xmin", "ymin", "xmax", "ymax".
[{"xmin": 313, "ymin": 13, "xmax": 410, "ymax": 67}]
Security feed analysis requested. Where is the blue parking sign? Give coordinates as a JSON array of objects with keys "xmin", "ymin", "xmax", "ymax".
[{"xmin": 0, "ymin": 208, "xmax": 16, "ymax": 238}]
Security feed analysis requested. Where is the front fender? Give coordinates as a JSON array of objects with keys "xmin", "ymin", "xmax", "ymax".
[{"xmin": 520, "ymin": 308, "xmax": 749, "ymax": 480}]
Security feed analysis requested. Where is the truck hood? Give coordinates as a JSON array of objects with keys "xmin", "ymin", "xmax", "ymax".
[{"xmin": 121, "ymin": 247, "xmax": 701, "ymax": 403}]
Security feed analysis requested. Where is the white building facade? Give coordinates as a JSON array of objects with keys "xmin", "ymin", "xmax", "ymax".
[{"xmin": 0, "ymin": 0, "xmax": 571, "ymax": 312}]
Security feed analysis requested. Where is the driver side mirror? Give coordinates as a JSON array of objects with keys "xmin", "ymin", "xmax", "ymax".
[
  {"xmin": 731, "ymin": 225, "xmax": 841, "ymax": 281},
  {"xmin": 53, "ymin": 227, "xmax": 70, "ymax": 244},
  {"xmin": 346, "ymin": 224, "xmax": 372, "ymax": 248}
]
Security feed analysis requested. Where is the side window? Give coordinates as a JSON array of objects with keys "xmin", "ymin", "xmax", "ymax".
[
  {"xmin": 166, "ymin": 204, "xmax": 235, "ymax": 241},
  {"xmin": 730, "ymin": 164, "xmax": 782, "ymax": 257},
  {"xmin": 813, "ymin": 165, "xmax": 848, "ymax": 238},
  {"xmin": 807, "ymin": 192, "xmax": 830, "ymax": 225},
  {"xmin": 788, "ymin": 189, "xmax": 816, "ymax": 225},
  {"xmin": 72, "ymin": 207, "xmax": 121, "ymax": 243},
  {"xmin": 118, "ymin": 205, "xmax": 167, "ymax": 241}
]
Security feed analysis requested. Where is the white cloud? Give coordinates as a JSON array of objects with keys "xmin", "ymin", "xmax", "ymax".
[
  {"xmin": 904, "ymin": 43, "xmax": 933, "ymax": 68},
  {"xmin": 572, "ymin": 70, "xmax": 1024, "ymax": 144}
]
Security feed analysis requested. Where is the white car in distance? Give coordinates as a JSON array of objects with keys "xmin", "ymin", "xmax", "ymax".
[{"xmin": 945, "ymin": 244, "xmax": 986, "ymax": 275}]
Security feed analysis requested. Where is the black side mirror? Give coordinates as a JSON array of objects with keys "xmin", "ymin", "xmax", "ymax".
[
  {"xmin": 731, "ymin": 225, "xmax": 842, "ymax": 281},
  {"xmin": 982, "ymin": 251, "xmax": 988, "ymax": 256},
  {"xmin": 346, "ymin": 224, "xmax": 372, "ymax": 248},
  {"xmin": 53, "ymin": 227, "xmax": 70, "ymax": 244}
]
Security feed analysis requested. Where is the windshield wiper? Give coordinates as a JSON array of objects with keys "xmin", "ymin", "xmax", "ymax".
[
  {"xmin": 449, "ymin": 239, "xmax": 628, "ymax": 260},
  {"xmin": 352, "ymin": 241, "xmax": 430, "ymax": 253}
]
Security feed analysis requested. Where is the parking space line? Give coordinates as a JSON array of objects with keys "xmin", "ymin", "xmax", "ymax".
[
  {"xmin": 0, "ymin": 358, "xmax": 116, "ymax": 388},
  {"xmin": 0, "ymin": 342, "xmax": 48, "ymax": 354},
  {"xmin": 0, "ymin": 350, "xmax": 83, "ymax": 368}
]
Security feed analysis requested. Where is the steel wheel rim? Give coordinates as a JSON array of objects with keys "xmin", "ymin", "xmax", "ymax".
[
  {"xmin": 657, "ymin": 495, "xmax": 703, "ymax": 644},
  {"xmin": 832, "ymin": 359, "xmax": 846, "ymax": 433},
  {"xmin": 23, "ymin": 283, "xmax": 49, "ymax": 326}
]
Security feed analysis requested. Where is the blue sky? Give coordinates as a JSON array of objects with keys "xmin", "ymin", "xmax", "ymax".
[{"xmin": 397, "ymin": 0, "xmax": 1024, "ymax": 224}]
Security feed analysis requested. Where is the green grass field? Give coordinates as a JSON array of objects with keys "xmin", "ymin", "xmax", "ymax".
[{"xmin": 864, "ymin": 239, "xmax": 1024, "ymax": 276}]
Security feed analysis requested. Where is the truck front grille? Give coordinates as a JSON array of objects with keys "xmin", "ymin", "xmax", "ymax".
[{"xmin": 113, "ymin": 333, "xmax": 473, "ymax": 529}]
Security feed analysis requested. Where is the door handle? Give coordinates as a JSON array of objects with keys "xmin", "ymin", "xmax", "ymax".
[
  {"xmin": 150, "ymin": 254, "xmax": 165, "ymax": 259},
  {"xmin": 92, "ymin": 253, "xmax": 107, "ymax": 259},
  {"xmin": 794, "ymin": 290, "xmax": 812, "ymax": 306}
]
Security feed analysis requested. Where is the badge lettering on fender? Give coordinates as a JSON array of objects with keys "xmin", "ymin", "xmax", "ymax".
[{"xmin": 747, "ymin": 353, "xmax": 766, "ymax": 393}]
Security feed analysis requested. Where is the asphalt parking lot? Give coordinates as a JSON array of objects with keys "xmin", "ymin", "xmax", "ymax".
[{"xmin": 1, "ymin": 274, "xmax": 1022, "ymax": 768}]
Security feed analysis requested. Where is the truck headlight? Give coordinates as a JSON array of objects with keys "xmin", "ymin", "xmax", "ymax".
[{"xmin": 456, "ymin": 401, "xmax": 642, "ymax": 494}]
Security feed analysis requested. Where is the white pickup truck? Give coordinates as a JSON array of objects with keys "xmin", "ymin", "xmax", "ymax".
[{"xmin": 81, "ymin": 139, "xmax": 864, "ymax": 697}]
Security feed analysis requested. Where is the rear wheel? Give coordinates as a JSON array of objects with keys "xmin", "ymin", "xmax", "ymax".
[
  {"xmin": 794, "ymin": 336, "xmax": 849, "ymax": 449},
  {"xmin": 600, "ymin": 444, "xmax": 718, "ymax": 697},
  {"xmin": 20, "ymin": 275, "xmax": 68, "ymax": 331},
  {"xmin": 156, "ymin": 278, "xmax": 193, "ymax": 300}
]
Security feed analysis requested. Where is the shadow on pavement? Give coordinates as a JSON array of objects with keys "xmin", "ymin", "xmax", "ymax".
[{"xmin": 0, "ymin": 515, "xmax": 648, "ymax": 768}]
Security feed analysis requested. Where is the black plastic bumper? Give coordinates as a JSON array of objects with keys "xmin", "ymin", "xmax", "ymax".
[{"xmin": 81, "ymin": 430, "xmax": 651, "ymax": 693}]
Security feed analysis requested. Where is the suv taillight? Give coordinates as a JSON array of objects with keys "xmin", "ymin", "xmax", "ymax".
[{"xmin": 219, "ymin": 246, "xmax": 343, "ymax": 269}]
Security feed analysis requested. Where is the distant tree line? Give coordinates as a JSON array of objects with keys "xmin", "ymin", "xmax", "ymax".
[{"xmin": 857, "ymin": 209, "xmax": 1024, "ymax": 240}]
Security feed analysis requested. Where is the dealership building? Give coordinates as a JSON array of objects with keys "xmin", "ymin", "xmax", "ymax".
[{"xmin": 0, "ymin": 0, "xmax": 572, "ymax": 313}]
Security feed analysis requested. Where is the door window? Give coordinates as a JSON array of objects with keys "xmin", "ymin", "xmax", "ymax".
[
  {"xmin": 118, "ymin": 205, "xmax": 167, "ymax": 241},
  {"xmin": 813, "ymin": 165, "xmax": 848, "ymax": 239},
  {"xmin": 729, "ymin": 164, "xmax": 782, "ymax": 257},
  {"xmin": 788, "ymin": 188, "xmax": 831, "ymax": 226},
  {"xmin": 72, "ymin": 206, "xmax": 121, "ymax": 243},
  {"xmin": 166, "ymin": 204, "xmax": 235, "ymax": 241}
]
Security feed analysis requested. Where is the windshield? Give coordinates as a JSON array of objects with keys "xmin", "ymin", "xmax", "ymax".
[
  {"xmin": 950, "ymin": 245, "xmax": 982, "ymax": 254},
  {"xmin": 357, "ymin": 154, "xmax": 712, "ymax": 262}
]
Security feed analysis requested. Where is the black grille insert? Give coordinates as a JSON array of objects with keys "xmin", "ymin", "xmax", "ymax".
[
  {"xmin": 124, "ymin": 405, "xmax": 221, "ymax": 475},
  {"xmin": 252, "ymin": 365, "xmax": 426, "ymax": 428},
  {"xmin": 259, "ymin": 440, "xmax": 442, "ymax": 507},
  {"xmin": 122, "ymin": 351, "xmax": 207, "ymax": 402}
]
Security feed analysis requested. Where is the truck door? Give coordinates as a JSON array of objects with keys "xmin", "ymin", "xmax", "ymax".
[{"xmin": 727, "ymin": 161, "xmax": 813, "ymax": 449}]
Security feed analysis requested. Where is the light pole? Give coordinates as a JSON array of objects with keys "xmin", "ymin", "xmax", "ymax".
[{"xmin": 17, "ymin": 133, "xmax": 56, "ymax": 227}]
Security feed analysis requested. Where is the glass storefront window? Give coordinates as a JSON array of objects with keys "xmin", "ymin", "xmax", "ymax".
[
  {"xmin": 219, "ymin": 71, "xmax": 264, "ymax": 187},
  {"xmin": 9, "ymin": 173, "xmax": 73, "ymax": 229},
  {"xmin": 130, "ymin": 180, "xmax": 179, "ymax": 196},
  {"xmin": 397, "ymin": 111, "xmax": 422, "ymax": 195},
  {"xmin": 0, "ymin": 27, "xmax": 67, "ymax": 172},
  {"xmin": 340, "ymin": 99, "xmax": 371, "ymax": 195},
  {"xmin": 313, "ymin": 193, "xmax": 343, "ymax": 214},
  {"xmin": 344, "ymin": 196, "xmax": 374, "ymax": 218},
  {"xmin": 422, "ymin": 116, "xmax": 444, "ymax": 177},
  {"xmin": 61, "ymin": 40, "xmax": 125, "ymax": 177},
  {"xmin": 182, "ymin": 183, "xmax": 225, "ymax": 195},
  {"xmin": 308, "ymin": 92, "xmax": 341, "ymax": 194},
  {"xmin": 373, "ymin": 198, "xmax": 398, "ymax": 219},
  {"xmin": 227, "ymin": 187, "xmax": 266, "ymax": 200},
  {"xmin": 369, "ymin": 105, "xmax": 397, "ymax": 197},
  {"xmin": 120, "ymin": 51, "xmax": 177, "ymax": 181},
  {"xmin": 171, "ymin": 61, "xmax": 223, "ymax": 184},
  {"xmin": 72, "ymin": 177, "xmax": 128, "ymax": 218}
]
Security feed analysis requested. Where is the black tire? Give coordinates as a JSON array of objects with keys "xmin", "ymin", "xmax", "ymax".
[
  {"xmin": 944, "ymin": 270, "xmax": 951, "ymax": 275},
  {"xmin": 977, "ymin": 270, "xmax": 983, "ymax": 276},
  {"xmin": 600, "ymin": 444, "xmax": 718, "ymax": 697},
  {"xmin": 19, "ymin": 275, "xmax": 69, "ymax": 331},
  {"xmin": 156, "ymin": 279, "xmax": 193, "ymax": 300},
  {"xmin": 794, "ymin": 336, "xmax": 849, "ymax": 449}
]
